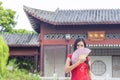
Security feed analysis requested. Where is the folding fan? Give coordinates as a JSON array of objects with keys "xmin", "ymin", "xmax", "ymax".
[{"xmin": 72, "ymin": 48, "xmax": 91, "ymax": 64}]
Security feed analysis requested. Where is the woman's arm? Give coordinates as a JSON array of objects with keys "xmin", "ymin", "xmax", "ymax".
[
  {"xmin": 64, "ymin": 57, "xmax": 85, "ymax": 73},
  {"xmin": 89, "ymin": 70, "xmax": 92, "ymax": 80},
  {"xmin": 88, "ymin": 60, "xmax": 93, "ymax": 80}
]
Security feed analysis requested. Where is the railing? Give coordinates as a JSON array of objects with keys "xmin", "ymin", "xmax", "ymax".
[
  {"xmin": 35, "ymin": 73, "xmax": 120, "ymax": 80},
  {"xmin": 40, "ymin": 77, "xmax": 70, "ymax": 80},
  {"xmin": 39, "ymin": 77, "xmax": 120, "ymax": 80}
]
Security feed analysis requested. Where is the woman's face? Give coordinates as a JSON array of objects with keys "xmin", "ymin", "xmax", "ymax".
[{"xmin": 77, "ymin": 41, "xmax": 84, "ymax": 49}]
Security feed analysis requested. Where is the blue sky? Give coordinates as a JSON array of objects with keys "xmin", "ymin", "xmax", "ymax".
[{"xmin": 1, "ymin": 0, "xmax": 120, "ymax": 31}]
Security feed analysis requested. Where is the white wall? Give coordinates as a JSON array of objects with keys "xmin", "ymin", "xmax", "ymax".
[{"xmin": 90, "ymin": 56, "xmax": 112, "ymax": 79}]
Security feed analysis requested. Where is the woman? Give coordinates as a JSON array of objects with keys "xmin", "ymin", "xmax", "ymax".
[{"xmin": 65, "ymin": 38, "xmax": 92, "ymax": 80}]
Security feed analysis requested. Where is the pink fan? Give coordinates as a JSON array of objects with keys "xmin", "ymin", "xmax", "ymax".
[{"xmin": 72, "ymin": 48, "xmax": 91, "ymax": 64}]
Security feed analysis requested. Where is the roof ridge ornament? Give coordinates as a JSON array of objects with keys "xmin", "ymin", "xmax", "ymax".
[{"xmin": 55, "ymin": 8, "xmax": 60, "ymax": 13}]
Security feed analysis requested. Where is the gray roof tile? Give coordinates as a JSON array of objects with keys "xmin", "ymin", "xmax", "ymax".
[
  {"xmin": 23, "ymin": 6, "xmax": 120, "ymax": 33},
  {"xmin": 23, "ymin": 6, "xmax": 120, "ymax": 25},
  {"xmin": 1, "ymin": 34, "xmax": 40, "ymax": 47}
]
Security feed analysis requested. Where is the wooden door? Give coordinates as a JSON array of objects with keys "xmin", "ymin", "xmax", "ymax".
[{"xmin": 44, "ymin": 45, "xmax": 67, "ymax": 77}]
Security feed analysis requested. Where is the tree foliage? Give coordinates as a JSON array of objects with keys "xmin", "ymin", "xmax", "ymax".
[
  {"xmin": 0, "ymin": 1, "xmax": 37, "ymax": 34},
  {"xmin": 0, "ymin": 2, "xmax": 16, "ymax": 33},
  {"xmin": 4, "ymin": 29, "xmax": 37, "ymax": 34},
  {"xmin": 0, "ymin": 35, "xmax": 9, "ymax": 74}
]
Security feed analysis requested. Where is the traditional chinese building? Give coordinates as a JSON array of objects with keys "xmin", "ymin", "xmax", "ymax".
[
  {"xmin": 23, "ymin": 6, "xmax": 120, "ymax": 79},
  {"xmin": 2, "ymin": 34, "xmax": 40, "ymax": 70}
]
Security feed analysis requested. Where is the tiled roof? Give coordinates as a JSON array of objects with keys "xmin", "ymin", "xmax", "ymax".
[
  {"xmin": 1, "ymin": 34, "xmax": 120, "ymax": 48},
  {"xmin": 1, "ymin": 34, "xmax": 40, "ymax": 47},
  {"xmin": 23, "ymin": 6, "xmax": 120, "ymax": 25}
]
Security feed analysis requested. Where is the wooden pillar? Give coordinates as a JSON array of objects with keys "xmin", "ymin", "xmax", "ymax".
[
  {"xmin": 65, "ymin": 40, "xmax": 71, "ymax": 77},
  {"xmin": 34, "ymin": 54, "xmax": 38, "ymax": 71},
  {"xmin": 40, "ymin": 44, "xmax": 44, "ymax": 76}
]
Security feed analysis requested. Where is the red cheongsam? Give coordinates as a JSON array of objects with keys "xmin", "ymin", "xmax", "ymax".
[{"xmin": 67, "ymin": 54, "xmax": 90, "ymax": 80}]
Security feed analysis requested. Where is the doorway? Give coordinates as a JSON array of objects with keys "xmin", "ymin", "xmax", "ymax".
[{"xmin": 44, "ymin": 45, "xmax": 67, "ymax": 77}]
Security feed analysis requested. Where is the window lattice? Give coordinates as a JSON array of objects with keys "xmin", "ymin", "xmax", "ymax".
[
  {"xmin": 44, "ymin": 33, "xmax": 87, "ymax": 39},
  {"xmin": 106, "ymin": 33, "xmax": 120, "ymax": 39},
  {"xmin": 44, "ymin": 33, "xmax": 120, "ymax": 39},
  {"xmin": 70, "ymin": 34, "xmax": 87, "ymax": 39}
]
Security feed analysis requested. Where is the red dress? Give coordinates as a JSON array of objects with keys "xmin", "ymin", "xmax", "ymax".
[{"xmin": 67, "ymin": 54, "xmax": 90, "ymax": 80}]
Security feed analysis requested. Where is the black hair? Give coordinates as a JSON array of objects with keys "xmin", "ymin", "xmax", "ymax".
[
  {"xmin": 73, "ymin": 38, "xmax": 90, "ymax": 70},
  {"xmin": 73, "ymin": 38, "xmax": 86, "ymax": 51}
]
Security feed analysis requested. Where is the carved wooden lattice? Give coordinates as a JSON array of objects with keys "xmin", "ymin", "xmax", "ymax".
[{"xmin": 44, "ymin": 33, "xmax": 120, "ymax": 39}]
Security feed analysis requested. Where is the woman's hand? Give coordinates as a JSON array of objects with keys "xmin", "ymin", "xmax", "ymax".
[
  {"xmin": 65, "ymin": 56, "xmax": 85, "ymax": 73},
  {"xmin": 78, "ymin": 54, "xmax": 86, "ymax": 63}
]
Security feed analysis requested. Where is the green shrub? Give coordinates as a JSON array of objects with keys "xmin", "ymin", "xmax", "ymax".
[
  {"xmin": 0, "ymin": 35, "xmax": 40, "ymax": 79},
  {"xmin": 0, "ymin": 69, "xmax": 40, "ymax": 80},
  {"xmin": 0, "ymin": 58, "xmax": 40, "ymax": 80},
  {"xmin": 0, "ymin": 35, "xmax": 9, "ymax": 74}
]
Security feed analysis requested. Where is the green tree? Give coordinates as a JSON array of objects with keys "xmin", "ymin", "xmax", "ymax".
[
  {"xmin": 4, "ymin": 29, "xmax": 37, "ymax": 34},
  {"xmin": 11, "ymin": 29, "xmax": 37, "ymax": 34},
  {"xmin": 0, "ymin": 2, "xmax": 16, "ymax": 33},
  {"xmin": 0, "ymin": 34, "xmax": 9, "ymax": 74}
]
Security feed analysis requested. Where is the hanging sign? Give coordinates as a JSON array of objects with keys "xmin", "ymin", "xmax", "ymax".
[{"xmin": 88, "ymin": 31, "xmax": 105, "ymax": 41}]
